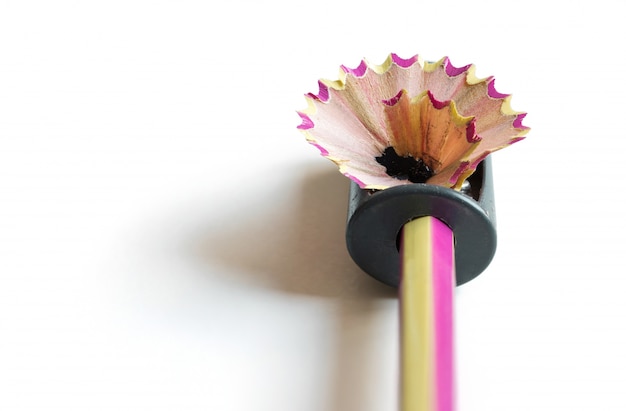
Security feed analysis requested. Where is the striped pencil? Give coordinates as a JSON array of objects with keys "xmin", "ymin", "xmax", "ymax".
[{"xmin": 400, "ymin": 216, "xmax": 455, "ymax": 411}]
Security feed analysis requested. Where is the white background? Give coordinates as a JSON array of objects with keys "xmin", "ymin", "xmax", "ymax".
[{"xmin": 1, "ymin": 1, "xmax": 624, "ymax": 410}]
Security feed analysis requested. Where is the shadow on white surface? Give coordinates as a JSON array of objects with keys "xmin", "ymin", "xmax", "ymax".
[
  {"xmin": 200, "ymin": 165, "xmax": 398, "ymax": 410},
  {"xmin": 202, "ymin": 164, "xmax": 394, "ymax": 299}
]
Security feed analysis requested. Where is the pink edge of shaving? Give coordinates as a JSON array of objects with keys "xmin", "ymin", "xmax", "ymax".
[
  {"xmin": 449, "ymin": 161, "xmax": 470, "ymax": 184},
  {"xmin": 342, "ymin": 172, "xmax": 367, "ymax": 188},
  {"xmin": 470, "ymin": 152, "xmax": 490, "ymax": 169},
  {"xmin": 427, "ymin": 90, "xmax": 450, "ymax": 110},
  {"xmin": 309, "ymin": 80, "xmax": 330, "ymax": 102},
  {"xmin": 465, "ymin": 119, "xmax": 481, "ymax": 143},
  {"xmin": 341, "ymin": 59, "xmax": 368, "ymax": 77},
  {"xmin": 309, "ymin": 141, "xmax": 329, "ymax": 156},
  {"xmin": 296, "ymin": 112, "xmax": 314, "ymax": 130},
  {"xmin": 508, "ymin": 136, "xmax": 526, "ymax": 145},
  {"xmin": 487, "ymin": 78, "xmax": 510, "ymax": 99},
  {"xmin": 443, "ymin": 57, "xmax": 472, "ymax": 77},
  {"xmin": 513, "ymin": 113, "xmax": 529, "ymax": 129},
  {"xmin": 431, "ymin": 217, "xmax": 455, "ymax": 411},
  {"xmin": 382, "ymin": 90, "xmax": 405, "ymax": 106},
  {"xmin": 391, "ymin": 53, "xmax": 419, "ymax": 68}
]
